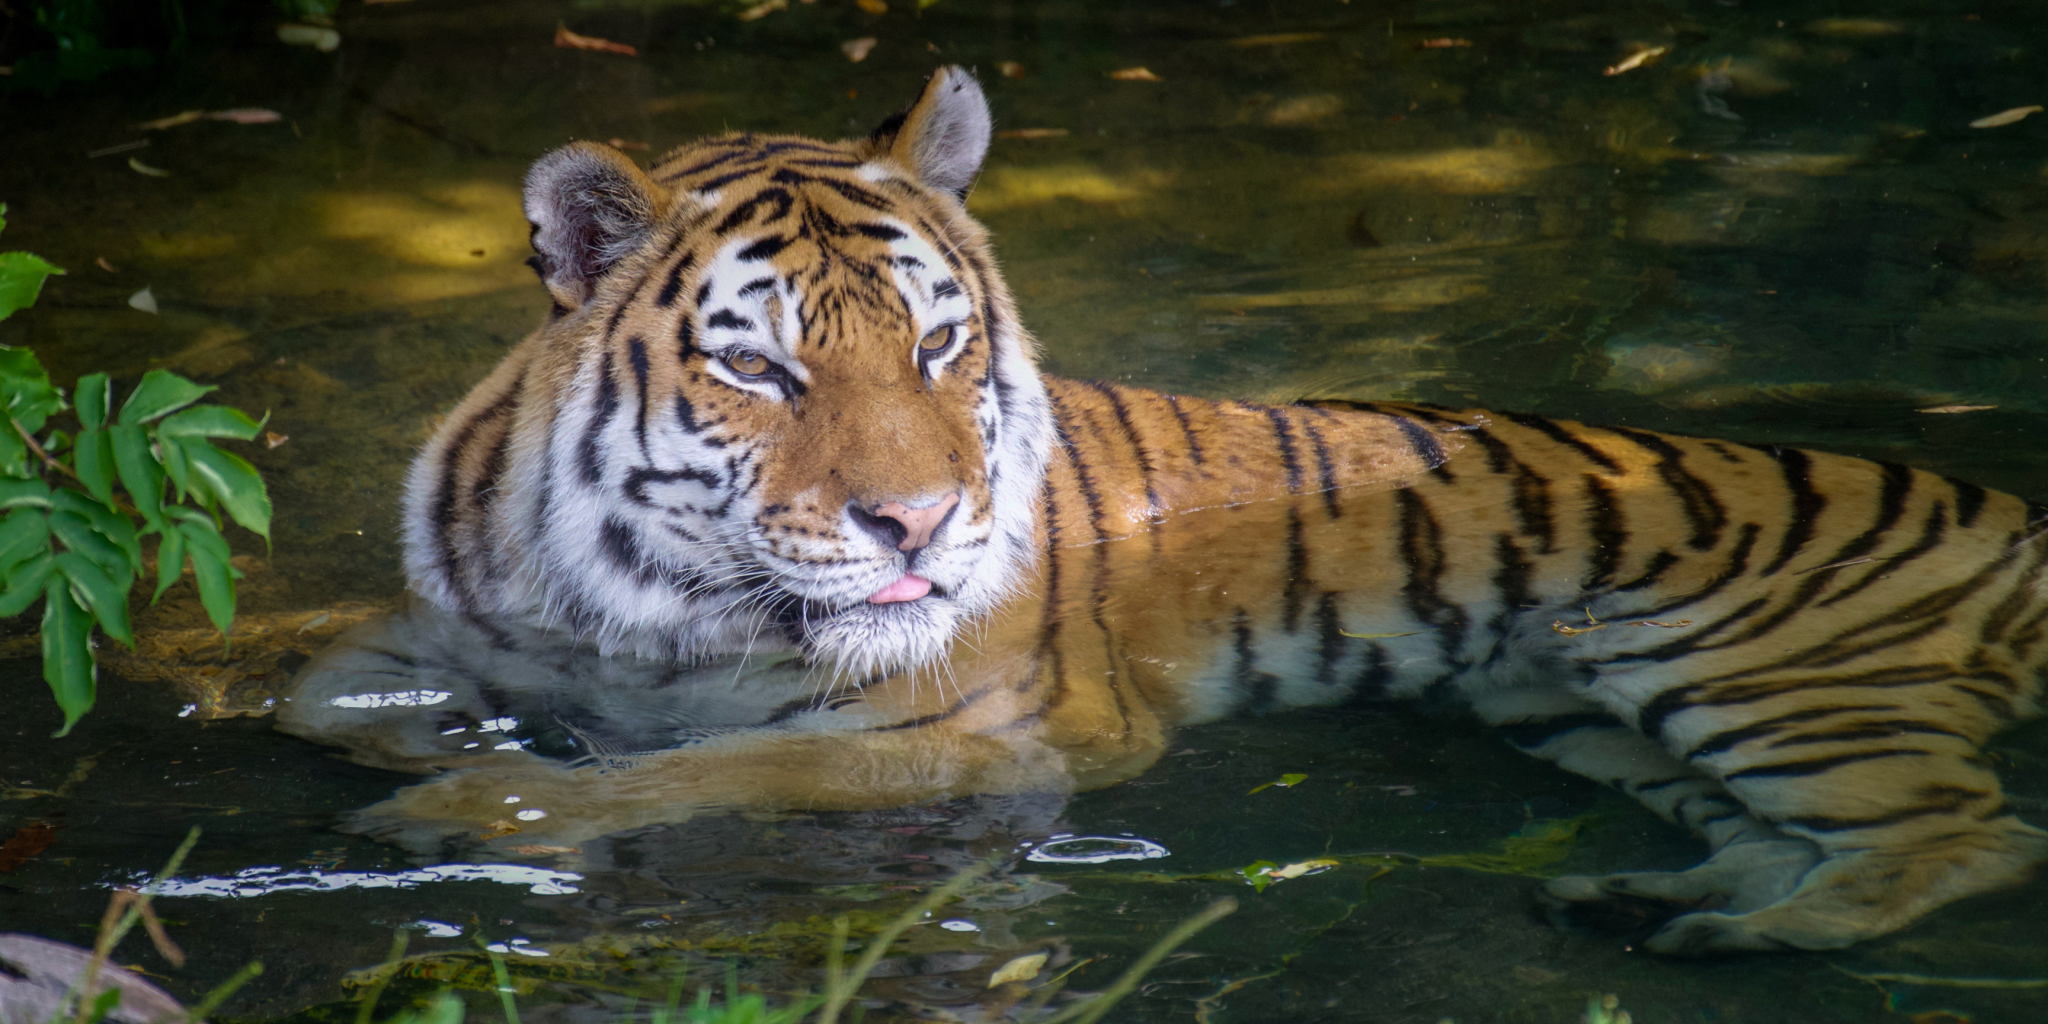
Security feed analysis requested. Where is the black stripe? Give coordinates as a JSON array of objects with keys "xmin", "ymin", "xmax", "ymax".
[
  {"xmin": 1487, "ymin": 533, "xmax": 1534, "ymax": 656},
  {"xmin": 1768, "ymin": 719, "xmax": 1971, "ymax": 747},
  {"xmin": 1470, "ymin": 426, "xmax": 1555, "ymax": 552},
  {"xmin": 1085, "ymin": 381, "xmax": 1161, "ymax": 514},
  {"xmin": 1036, "ymin": 477, "xmax": 1066, "ymax": 701},
  {"xmin": 1634, "ymin": 523, "xmax": 1761, "ymax": 619},
  {"xmin": 1723, "ymin": 748, "xmax": 1929, "ymax": 780},
  {"xmin": 1778, "ymin": 785, "xmax": 1984, "ymax": 832},
  {"xmin": 738, "ymin": 235, "xmax": 790, "ymax": 262},
  {"xmin": 1504, "ymin": 412, "xmax": 1623, "ymax": 473},
  {"xmin": 1686, "ymin": 704, "xmax": 1901, "ymax": 759},
  {"xmin": 1818, "ymin": 501, "xmax": 1947, "ymax": 608},
  {"xmin": 627, "ymin": 337, "xmax": 652, "ymax": 458},
  {"xmin": 623, "ymin": 466, "xmax": 722, "ymax": 507},
  {"xmin": 1260, "ymin": 405, "xmax": 1305, "ymax": 493},
  {"xmin": 1231, "ymin": 608, "xmax": 1280, "ymax": 714},
  {"xmin": 1313, "ymin": 592, "xmax": 1345, "ymax": 686},
  {"xmin": 1282, "ymin": 507, "xmax": 1309, "ymax": 633},
  {"xmin": 432, "ymin": 379, "xmax": 521, "ymax": 610},
  {"xmin": 578, "ymin": 353, "xmax": 620, "ymax": 486},
  {"xmin": 1386, "ymin": 412, "xmax": 1451, "ymax": 480},
  {"xmin": 655, "ymin": 252, "xmax": 697, "ymax": 308},
  {"xmin": 1581, "ymin": 475, "xmax": 1625, "ymax": 589},
  {"xmin": 1395, "ymin": 489, "xmax": 1466, "ymax": 659},
  {"xmin": 1604, "ymin": 426, "xmax": 1726, "ymax": 551},
  {"xmin": 1753, "ymin": 446, "xmax": 1825, "ymax": 576},
  {"xmin": 1298, "ymin": 415, "xmax": 1342, "ymax": 518},
  {"xmin": 706, "ymin": 309, "xmax": 753, "ymax": 331},
  {"xmin": 1164, "ymin": 394, "xmax": 1205, "ymax": 466},
  {"xmin": 1947, "ymin": 477, "xmax": 1988, "ymax": 529},
  {"xmin": 713, "ymin": 187, "xmax": 794, "ymax": 235},
  {"xmin": 1346, "ymin": 643, "xmax": 1395, "ymax": 705},
  {"xmin": 1641, "ymin": 663, "xmax": 1956, "ymax": 739},
  {"xmin": 1496, "ymin": 712, "xmax": 1625, "ymax": 749},
  {"xmin": 854, "ymin": 222, "xmax": 905, "ymax": 241},
  {"xmin": 599, "ymin": 516, "xmax": 651, "ymax": 583},
  {"xmin": 1049, "ymin": 393, "xmax": 1108, "ymax": 544}
]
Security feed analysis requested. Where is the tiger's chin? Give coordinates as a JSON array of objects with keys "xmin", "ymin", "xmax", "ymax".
[{"xmin": 796, "ymin": 596, "xmax": 964, "ymax": 680}]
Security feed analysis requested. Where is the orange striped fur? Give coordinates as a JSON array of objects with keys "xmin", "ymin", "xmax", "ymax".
[{"xmin": 372, "ymin": 68, "xmax": 2046, "ymax": 953}]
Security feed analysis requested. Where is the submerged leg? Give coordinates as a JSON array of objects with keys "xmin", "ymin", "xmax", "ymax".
[{"xmin": 1471, "ymin": 690, "xmax": 1822, "ymax": 936}]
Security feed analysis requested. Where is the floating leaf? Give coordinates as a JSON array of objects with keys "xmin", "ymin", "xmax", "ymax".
[
  {"xmin": 988, "ymin": 952, "xmax": 1047, "ymax": 987},
  {"xmin": 1969, "ymin": 105, "xmax": 2042, "ymax": 129},
  {"xmin": 0, "ymin": 821, "xmax": 57, "ymax": 873},
  {"xmin": 1551, "ymin": 620, "xmax": 1607, "ymax": 636},
  {"xmin": 208, "ymin": 108, "xmax": 283, "ymax": 125},
  {"xmin": 1602, "ymin": 46, "xmax": 1667, "ymax": 76},
  {"xmin": 128, "ymin": 286, "xmax": 159, "ymax": 313},
  {"xmin": 277, "ymin": 23, "xmax": 341, "ymax": 51},
  {"xmin": 842, "ymin": 37, "xmax": 878, "ymax": 62},
  {"xmin": 72, "ymin": 428, "xmax": 116, "ymax": 508},
  {"xmin": 128, "ymin": 157, "xmax": 172, "ymax": 178},
  {"xmin": 997, "ymin": 60, "xmax": 1025, "ymax": 78},
  {"xmin": 137, "ymin": 110, "xmax": 205, "ymax": 130},
  {"xmin": 555, "ymin": 23, "xmax": 638, "ymax": 54},
  {"xmin": 42, "ymin": 576, "xmax": 95, "ymax": 736},
  {"xmin": 1418, "ymin": 38, "xmax": 1473, "ymax": 48},
  {"xmin": 0, "ymin": 251, "xmax": 65, "ymax": 321},
  {"xmin": 735, "ymin": 0, "xmax": 786, "ymax": 20},
  {"xmin": 1917, "ymin": 404, "xmax": 1997, "ymax": 414},
  {"xmin": 1108, "ymin": 67, "xmax": 1163, "ymax": 82},
  {"xmin": 1247, "ymin": 772, "xmax": 1307, "ymax": 795},
  {"xmin": 1265, "ymin": 858, "xmax": 1339, "ymax": 881},
  {"xmin": 118, "ymin": 369, "xmax": 214, "ymax": 425},
  {"xmin": 856, "ymin": 0, "xmax": 886, "ymax": 12},
  {"xmin": 1235, "ymin": 860, "xmax": 1278, "ymax": 892},
  {"xmin": 54, "ymin": 551, "xmax": 133, "ymax": 648}
]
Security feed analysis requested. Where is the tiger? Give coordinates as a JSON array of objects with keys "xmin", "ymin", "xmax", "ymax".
[{"xmin": 351, "ymin": 65, "xmax": 2047, "ymax": 955}]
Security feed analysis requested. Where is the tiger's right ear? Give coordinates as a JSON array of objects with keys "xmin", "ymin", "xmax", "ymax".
[{"xmin": 524, "ymin": 142, "xmax": 663, "ymax": 310}]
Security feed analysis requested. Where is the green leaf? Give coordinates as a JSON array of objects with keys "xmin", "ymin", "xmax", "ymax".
[
  {"xmin": 182, "ymin": 524, "xmax": 237, "ymax": 638},
  {"xmin": 42, "ymin": 575, "xmax": 95, "ymax": 737},
  {"xmin": 110, "ymin": 423, "xmax": 164, "ymax": 529},
  {"xmin": 0, "ymin": 251, "xmax": 65, "ymax": 322},
  {"xmin": 49, "ymin": 490, "xmax": 141, "ymax": 577},
  {"xmin": 159, "ymin": 434, "xmax": 192, "ymax": 501},
  {"xmin": 46, "ymin": 509, "xmax": 133, "ymax": 582},
  {"xmin": 168, "ymin": 507, "xmax": 234, "ymax": 565},
  {"xmin": 0, "ymin": 422, "xmax": 25, "ymax": 479},
  {"xmin": 55, "ymin": 551, "xmax": 133, "ymax": 648},
  {"xmin": 0, "ymin": 509, "xmax": 50, "ymax": 575},
  {"xmin": 0, "ymin": 551, "xmax": 54, "ymax": 617},
  {"xmin": 0, "ymin": 345, "xmax": 67, "ymax": 435},
  {"xmin": 73, "ymin": 427, "xmax": 116, "ymax": 508},
  {"xmin": 157, "ymin": 404, "xmax": 265, "ymax": 442},
  {"xmin": 83, "ymin": 984, "xmax": 122, "ymax": 1024},
  {"xmin": 117, "ymin": 368, "xmax": 214, "ymax": 425},
  {"xmin": 1235, "ymin": 860, "xmax": 1278, "ymax": 893},
  {"xmin": 183, "ymin": 441, "xmax": 271, "ymax": 540},
  {"xmin": 152, "ymin": 526, "xmax": 184, "ymax": 603},
  {"xmin": 75, "ymin": 373, "xmax": 111, "ymax": 429},
  {"xmin": 0, "ymin": 477, "xmax": 52, "ymax": 510}
]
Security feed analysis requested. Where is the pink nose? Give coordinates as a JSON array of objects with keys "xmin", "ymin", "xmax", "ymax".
[{"xmin": 868, "ymin": 493, "xmax": 961, "ymax": 551}]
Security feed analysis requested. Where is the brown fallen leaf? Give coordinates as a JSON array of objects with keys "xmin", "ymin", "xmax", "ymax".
[
  {"xmin": 1969, "ymin": 106, "xmax": 2042, "ymax": 129},
  {"xmin": 1918, "ymin": 404, "xmax": 1997, "ymax": 414},
  {"xmin": 1109, "ymin": 66, "xmax": 1163, "ymax": 82},
  {"xmin": 1227, "ymin": 32, "xmax": 1326, "ymax": 47},
  {"xmin": 263, "ymin": 431, "xmax": 289, "ymax": 449},
  {"xmin": 481, "ymin": 820, "xmax": 522, "ymax": 839},
  {"xmin": 209, "ymin": 108, "xmax": 283, "ymax": 124},
  {"xmin": 0, "ymin": 822, "xmax": 56, "ymax": 873},
  {"xmin": 137, "ymin": 110, "xmax": 204, "ymax": 130},
  {"xmin": 94, "ymin": 256, "xmax": 118, "ymax": 273},
  {"xmin": 1628, "ymin": 619, "xmax": 1692, "ymax": 628},
  {"xmin": 996, "ymin": 128, "xmax": 1069, "ymax": 139},
  {"xmin": 1603, "ymin": 46, "xmax": 1668, "ymax": 76},
  {"xmin": 856, "ymin": 0, "xmax": 887, "ymax": 12},
  {"xmin": 606, "ymin": 138, "xmax": 650, "ymax": 151},
  {"xmin": 554, "ymin": 23, "xmax": 637, "ymax": 56},
  {"xmin": 997, "ymin": 60, "xmax": 1025, "ymax": 78},
  {"xmin": 736, "ymin": 0, "xmax": 787, "ymax": 20},
  {"xmin": 1418, "ymin": 38, "xmax": 1473, "ymax": 48},
  {"xmin": 507, "ymin": 844, "xmax": 579, "ymax": 855},
  {"xmin": 842, "ymin": 36, "xmax": 878, "ymax": 62},
  {"xmin": 1552, "ymin": 621, "xmax": 1608, "ymax": 636}
]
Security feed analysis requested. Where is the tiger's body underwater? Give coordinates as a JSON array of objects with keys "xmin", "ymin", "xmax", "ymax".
[{"xmin": 351, "ymin": 67, "xmax": 2046, "ymax": 953}]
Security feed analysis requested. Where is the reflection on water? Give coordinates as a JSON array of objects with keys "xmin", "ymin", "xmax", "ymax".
[{"xmin": 3, "ymin": 0, "xmax": 2048, "ymax": 1020}]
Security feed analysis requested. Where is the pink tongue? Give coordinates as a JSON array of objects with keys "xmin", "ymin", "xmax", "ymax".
[{"xmin": 868, "ymin": 574, "xmax": 933, "ymax": 604}]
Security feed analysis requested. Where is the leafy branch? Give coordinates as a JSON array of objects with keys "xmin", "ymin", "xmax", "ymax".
[{"xmin": 0, "ymin": 204, "xmax": 273, "ymax": 735}]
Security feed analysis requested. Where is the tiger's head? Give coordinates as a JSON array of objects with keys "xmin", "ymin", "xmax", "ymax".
[{"xmin": 405, "ymin": 67, "xmax": 1054, "ymax": 678}]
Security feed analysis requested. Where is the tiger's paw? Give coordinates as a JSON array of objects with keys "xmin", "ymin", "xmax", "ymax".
[
  {"xmin": 1536, "ymin": 839, "xmax": 1820, "ymax": 940},
  {"xmin": 341, "ymin": 766, "xmax": 634, "ymax": 855},
  {"xmin": 1641, "ymin": 907, "xmax": 1851, "ymax": 955}
]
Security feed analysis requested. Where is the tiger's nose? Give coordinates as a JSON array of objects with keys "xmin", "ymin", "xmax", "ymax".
[{"xmin": 851, "ymin": 492, "xmax": 961, "ymax": 551}]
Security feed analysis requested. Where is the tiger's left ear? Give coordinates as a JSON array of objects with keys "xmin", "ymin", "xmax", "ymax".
[
  {"xmin": 525, "ymin": 142, "xmax": 664, "ymax": 310},
  {"xmin": 869, "ymin": 66, "xmax": 991, "ymax": 201}
]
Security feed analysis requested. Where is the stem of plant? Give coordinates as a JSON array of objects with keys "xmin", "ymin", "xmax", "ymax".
[
  {"xmin": 816, "ymin": 860, "xmax": 993, "ymax": 1024},
  {"xmin": 72, "ymin": 826, "xmax": 201, "ymax": 1024},
  {"xmin": 1038, "ymin": 897, "xmax": 1238, "ymax": 1024},
  {"xmin": 353, "ymin": 930, "xmax": 411, "ymax": 1024},
  {"xmin": 10, "ymin": 416, "xmax": 148, "ymax": 520},
  {"xmin": 487, "ymin": 945, "xmax": 520, "ymax": 1024}
]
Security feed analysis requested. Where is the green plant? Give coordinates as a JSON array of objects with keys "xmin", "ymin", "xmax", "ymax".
[{"xmin": 0, "ymin": 205, "xmax": 273, "ymax": 735}]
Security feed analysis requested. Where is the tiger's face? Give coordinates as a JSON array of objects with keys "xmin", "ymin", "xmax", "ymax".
[{"xmin": 426, "ymin": 68, "xmax": 1053, "ymax": 677}]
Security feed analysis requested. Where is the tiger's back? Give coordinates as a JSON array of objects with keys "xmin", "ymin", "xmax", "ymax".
[{"xmin": 360, "ymin": 66, "xmax": 2046, "ymax": 955}]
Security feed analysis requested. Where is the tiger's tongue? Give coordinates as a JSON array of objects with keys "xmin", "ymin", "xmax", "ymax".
[{"xmin": 868, "ymin": 574, "xmax": 933, "ymax": 604}]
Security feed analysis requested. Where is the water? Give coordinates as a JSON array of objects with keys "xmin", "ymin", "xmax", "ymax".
[{"xmin": 4, "ymin": 0, "xmax": 2048, "ymax": 1020}]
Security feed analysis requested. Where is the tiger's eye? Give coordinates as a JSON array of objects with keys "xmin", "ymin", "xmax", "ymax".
[
  {"xmin": 725, "ymin": 351, "xmax": 770, "ymax": 376},
  {"xmin": 919, "ymin": 326, "xmax": 954, "ymax": 353}
]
